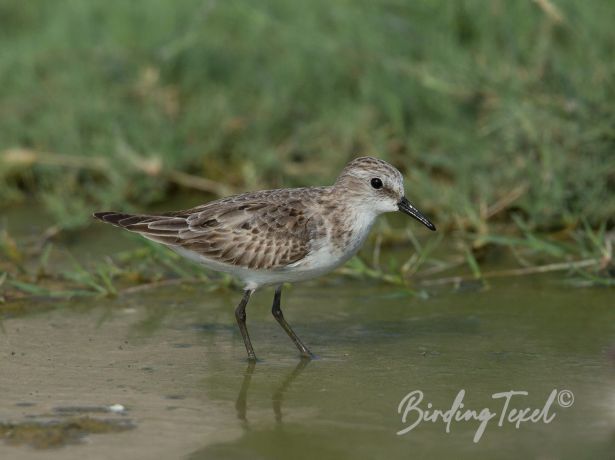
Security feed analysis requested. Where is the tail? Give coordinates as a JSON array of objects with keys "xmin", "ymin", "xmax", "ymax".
[
  {"xmin": 93, "ymin": 211, "xmax": 143, "ymax": 227},
  {"xmin": 92, "ymin": 211, "xmax": 186, "ymax": 245}
]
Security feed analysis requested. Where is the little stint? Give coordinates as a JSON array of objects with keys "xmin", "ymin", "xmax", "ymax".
[{"xmin": 94, "ymin": 157, "xmax": 435, "ymax": 360}]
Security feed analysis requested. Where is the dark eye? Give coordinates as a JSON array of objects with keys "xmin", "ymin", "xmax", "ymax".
[{"xmin": 370, "ymin": 178, "xmax": 383, "ymax": 189}]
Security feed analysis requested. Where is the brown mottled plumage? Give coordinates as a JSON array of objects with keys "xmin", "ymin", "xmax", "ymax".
[
  {"xmin": 94, "ymin": 157, "xmax": 435, "ymax": 360},
  {"xmin": 95, "ymin": 187, "xmax": 331, "ymax": 270}
]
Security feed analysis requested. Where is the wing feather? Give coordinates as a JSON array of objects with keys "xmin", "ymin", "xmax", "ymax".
[{"xmin": 93, "ymin": 188, "xmax": 328, "ymax": 270}]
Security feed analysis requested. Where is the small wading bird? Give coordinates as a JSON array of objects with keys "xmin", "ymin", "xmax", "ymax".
[{"xmin": 94, "ymin": 157, "xmax": 435, "ymax": 360}]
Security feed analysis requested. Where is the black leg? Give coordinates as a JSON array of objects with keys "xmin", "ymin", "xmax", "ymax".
[
  {"xmin": 271, "ymin": 285, "xmax": 313, "ymax": 358},
  {"xmin": 235, "ymin": 289, "xmax": 256, "ymax": 361}
]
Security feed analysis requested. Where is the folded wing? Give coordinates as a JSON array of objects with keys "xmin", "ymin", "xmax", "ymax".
[{"xmin": 93, "ymin": 192, "xmax": 321, "ymax": 270}]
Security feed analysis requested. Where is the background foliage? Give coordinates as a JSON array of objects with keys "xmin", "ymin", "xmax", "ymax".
[{"xmin": 1, "ymin": 0, "xmax": 614, "ymax": 297}]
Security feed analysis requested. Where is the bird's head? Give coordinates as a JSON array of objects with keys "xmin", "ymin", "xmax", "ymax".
[{"xmin": 334, "ymin": 156, "xmax": 436, "ymax": 231}]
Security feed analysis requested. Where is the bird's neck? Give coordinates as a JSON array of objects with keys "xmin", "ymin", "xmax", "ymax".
[{"xmin": 319, "ymin": 187, "xmax": 378, "ymax": 257}]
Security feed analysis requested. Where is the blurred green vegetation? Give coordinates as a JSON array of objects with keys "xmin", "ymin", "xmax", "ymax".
[{"xmin": 0, "ymin": 0, "xmax": 614, "ymax": 299}]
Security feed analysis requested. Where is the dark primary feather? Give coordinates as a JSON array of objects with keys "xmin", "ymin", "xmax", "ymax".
[{"xmin": 92, "ymin": 188, "xmax": 329, "ymax": 270}]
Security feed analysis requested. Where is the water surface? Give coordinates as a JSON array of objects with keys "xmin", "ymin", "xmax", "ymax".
[{"xmin": 1, "ymin": 276, "xmax": 613, "ymax": 459}]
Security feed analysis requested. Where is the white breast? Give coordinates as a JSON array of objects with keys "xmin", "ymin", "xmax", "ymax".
[{"xmin": 289, "ymin": 208, "xmax": 376, "ymax": 272}]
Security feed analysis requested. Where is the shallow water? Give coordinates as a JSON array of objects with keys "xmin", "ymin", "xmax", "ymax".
[{"xmin": 1, "ymin": 276, "xmax": 614, "ymax": 459}]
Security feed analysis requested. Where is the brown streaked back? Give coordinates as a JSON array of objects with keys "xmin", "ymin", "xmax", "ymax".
[{"xmin": 93, "ymin": 187, "xmax": 330, "ymax": 270}]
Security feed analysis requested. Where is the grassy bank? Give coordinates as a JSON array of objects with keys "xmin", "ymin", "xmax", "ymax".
[{"xmin": 1, "ymin": 0, "xmax": 614, "ymax": 299}]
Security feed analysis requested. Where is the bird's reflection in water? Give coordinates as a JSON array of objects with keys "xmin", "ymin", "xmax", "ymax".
[
  {"xmin": 235, "ymin": 358, "xmax": 310, "ymax": 423},
  {"xmin": 235, "ymin": 361, "xmax": 255, "ymax": 422}
]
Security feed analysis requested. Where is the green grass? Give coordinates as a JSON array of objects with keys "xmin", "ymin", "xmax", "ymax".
[{"xmin": 0, "ymin": 0, "xmax": 614, "ymax": 298}]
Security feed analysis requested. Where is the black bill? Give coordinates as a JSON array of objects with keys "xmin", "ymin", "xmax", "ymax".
[{"xmin": 398, "ymin": 197, "xmax": 436, "ymax": 231}]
